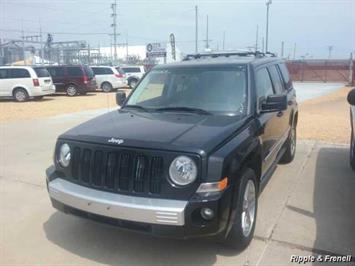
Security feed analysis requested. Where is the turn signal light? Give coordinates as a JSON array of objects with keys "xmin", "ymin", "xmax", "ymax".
[{"xmin": 196, "ymin": 177, "xmax": 228, "ymax": 195}]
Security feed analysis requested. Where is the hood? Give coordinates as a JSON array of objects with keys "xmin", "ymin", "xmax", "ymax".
[{"xmin": 60, "ymin": 109, "xmax": 247, "ymax": 154}]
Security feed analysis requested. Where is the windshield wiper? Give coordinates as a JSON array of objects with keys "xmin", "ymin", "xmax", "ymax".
[
  {"xmin": 154, "ymin": 106, "xmax": 212, "ymax": 115},
  {"xmin": 122, "ymin": 105, "xmax": 151, "ymax": 112}
]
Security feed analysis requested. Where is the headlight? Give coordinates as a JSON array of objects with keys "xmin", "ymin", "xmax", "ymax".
[
  {"xmin": 169, "ymin": 156, "xmax": 197, "ymax": 186},
  {"xmin": 58, "ymin": 143, "xmax": 71, "ymax": 168}
]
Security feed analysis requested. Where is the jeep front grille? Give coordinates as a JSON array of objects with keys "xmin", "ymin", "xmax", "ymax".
[{"xmin": 68, "ymin": 146, "xmax": 164, "ymax": 194}]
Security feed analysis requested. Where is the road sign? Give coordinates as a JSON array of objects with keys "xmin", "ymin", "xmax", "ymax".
[{"xmin": 146, "ymin": 43, "xmax": 167, "ymax": 58}]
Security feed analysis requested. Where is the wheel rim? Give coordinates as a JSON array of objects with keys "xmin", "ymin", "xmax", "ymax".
[
  {"xmin": 241, "ymin": 180, "xmax": 256, "ymax": 237},
  {"xmin": 290, "ymin": 127, "xmax": 296, "ymax": 156},
  {"xmin": 15, "ymin": 90, "xmax": 26, "ymax": 101},
  {"xmin": 130, "ymin": 80, "xmax": 137, "ymax": 88},
  {"xmin": 67, "ymin": 86, "xmax": 76, "ymax": 96},
  {"xmin": 102, "ymin": 83, "xmax": 111, "ymax": 92}
]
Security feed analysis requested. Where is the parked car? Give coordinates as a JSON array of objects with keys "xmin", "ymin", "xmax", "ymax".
[
  {"xmin": 90, "ymin": 66, "xmax": 127, "ymax": 92},
  {"xmin": 0, "ymin": 66, "xmax": 55, "ymax": 102},
  {"xmin": 46, "ymin": 65, "xmax": 96, "ymax": 96},
  {"xmin": 46, "ymin": 52, "xmax": 298, "ymax": 250},
  {"xmin": 117, "ymin": 65, "xmax": 145, "ymax": 88},
  {"xmin": 347, "ymin": 88, "xmax": 355, "ymax": 170}
]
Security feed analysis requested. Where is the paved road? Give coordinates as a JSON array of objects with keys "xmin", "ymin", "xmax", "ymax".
[{"xmin": 1, "ymin": 114, "xmax": 355, "ymax": 265}]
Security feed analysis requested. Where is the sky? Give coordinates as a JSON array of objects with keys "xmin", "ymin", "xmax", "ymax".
[{"xmin": 0, "ymin": 0, "xmax": 354, "ymax": 59}]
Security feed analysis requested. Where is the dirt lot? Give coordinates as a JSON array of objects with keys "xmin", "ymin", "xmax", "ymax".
[
  {"xmin": 1, "ymin": 86, "xmax": 353, "ymax": 144},
  {"xmin": 298, "ymin": 86, "xmax": 352, "ymax": 144},
  {"xmin": 0, "ymin": 91, "xmax": 129, "ymax": 122}
]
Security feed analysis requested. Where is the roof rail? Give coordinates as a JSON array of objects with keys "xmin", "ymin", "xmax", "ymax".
[{"xmin": 183, "ymin": 50, "xmax": 276, "ymax": 61}]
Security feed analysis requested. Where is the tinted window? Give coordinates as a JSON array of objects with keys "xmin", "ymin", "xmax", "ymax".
[
  {"xmin": 0, "ymin": 69, "xmax": 10, "ymax": 79},
  {"xmin": 84, "ymin": 66, "xmax": 94, "ymax": 78},
  {"xmin": 278, "ymin": 63, "xmax": 291, "ymax": 88},
  {"xmin": 122, "ymin": 67, "xmax": 141, "ymax": 73},
  {"xmin": 268, "ymin": 65, "xmax": 285, "ymax": 93},
  {"xmin": 92, "ymin": 67, "xmax": 113, "ymax": 75},
  {"xmin": 10, "ymin": 69, "xmax": 30, "ymax": 78},
  {"xmin": 116, "ymin": 67, "xmax": 125, "ymax": 75},
  {"xmin": 47, "ymin": 67, "xmax": 65, "ymax": 77},
  {"xmin": 67, "ymin": 67, "xmax": 83, "ymax": 76},
  {"xmin": 34, "ymin": 67, "xmax": 50, "ymax": 77},
  {"xmin": 256, "ymin": 68, "xmax": 274, "ymax": 100}
]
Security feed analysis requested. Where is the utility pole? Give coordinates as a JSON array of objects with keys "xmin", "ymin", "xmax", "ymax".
[
  {"xmin": 328, "ymin": 45, "xmax": 333, "ymax": 59},
  {"xmin": 195, "ymin": 5, "xmax": 198, "ymax": 53},
  {"xmin": 126, "ymin": 33, "xmax": 129, "ymax": 61},
  {"xmin": 39, "ymin": 19, "xmax": 43, "ymax": 65},
  {"xmin": 21, "ymin": 21, "xmax": 26, "ymax": 65},
  {"xmin": 261, "ymin": 36, "xmax": 265, "ymax": 53},
  {"xmin": 205, "ymin": 15, "xmax": 209, "ymax": 50},
  {"xmin": 281, "ymin": 41, "xmax": 284, "ymax": 58},
  {"xmin": 111, "ymin": 0, "xmax": 118, "ymax": 63},
  {"xmin": 293, "ymin": 43, "xmax": 296, "ymax": 59},
  {"xmin": 265, "ymin": 0, "xmax": 272, "ymax": 53},
  {"xmin": 255, "ymin": 25, "xmax": 259, "ymax": 52},
  {"xmin": 222, "ymin": 31, "xmax": 225, "ymax": 50}
]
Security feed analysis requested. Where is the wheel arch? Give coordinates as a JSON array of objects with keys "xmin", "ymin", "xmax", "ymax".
[{"xmin": 12, "ymin": 86, "xmax": 30, "ymax": 97}]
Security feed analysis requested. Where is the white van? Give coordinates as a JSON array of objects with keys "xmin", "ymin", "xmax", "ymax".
[
  {"xmin": 0, "ymin": 66, "xmax": 56, "ymax": 102},
  {"xmin": 90, "ymin": 66, "xmax": 127, "ymax": 92}
]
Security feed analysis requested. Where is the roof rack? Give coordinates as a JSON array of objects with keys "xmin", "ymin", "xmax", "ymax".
[{"xmin": 183, "ymin": 50, "xmax": 276, "ymax": 61}]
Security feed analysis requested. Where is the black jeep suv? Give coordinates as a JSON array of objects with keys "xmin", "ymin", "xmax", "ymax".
[{"xmin": 46, "ymin": 52, "xmax": 298, "ymax": 249}]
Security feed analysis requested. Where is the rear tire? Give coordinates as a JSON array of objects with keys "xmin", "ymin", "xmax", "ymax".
[
  {"xmin": 280, "ymin": 125, "xmax": 296, "ymax": 164},
  {"xmin": 224, "ymin": 168, "xmax": 258, "ymax": 250},
  {"xmin": 13, "ymin": 88, "xmax": 29, "ymax": 102},
  {"xmin": 101, "ymin": 82, "xmax": 113, "ymax": 92},
  {"xmin": 66, "ymin": 84, "xmax": 78, "ymax": 96},
  {"xmin": 128, "ymin": 79, "xmax": 138, "ymax": 88}
]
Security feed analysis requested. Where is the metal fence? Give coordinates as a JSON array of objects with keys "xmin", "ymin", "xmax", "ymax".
[{"xmin": 286, "ymin": 59, "xmax": 354, "ymax": 85}]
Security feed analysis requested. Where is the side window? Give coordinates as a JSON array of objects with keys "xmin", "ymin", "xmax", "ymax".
[
  {"xmin": 268, "ymin": 65, "xmax": 285, "ymax": 94},
  {"xmin": 48, "ymin": 67, "xmax": 64, "ymax": 77},
  {"xmin": 104, "ymin": 68, "xmax": 114, "ymax": 74},
  {"xmin": 91, "ymin": 68, "xmax": 102, "ymax": 75},
  {"xmin": 256, "ymin": 68, "xmax": 274, "ymax": 101},
  {"xmin": 0, "ymin": 69, "xmax": 9, "ymax": 79},
  {"xmin": 278, "ymin": 63, "xmax": 291, "ymax": 89},
  {"xmin": 67, "ymin": 67, "xmax": 83, "ymax": 76},
  {"xmin": 10, "ymin": 69, "xmax": 31, "ymax": 78}
]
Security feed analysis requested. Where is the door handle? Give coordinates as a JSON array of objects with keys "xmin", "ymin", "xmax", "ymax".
[{"xmin": 277, "ymin": 111, "xmax": 284, "ymax": 117}]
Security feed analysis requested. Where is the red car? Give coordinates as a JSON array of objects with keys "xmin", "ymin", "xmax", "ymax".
[{"xmin": 46, "ymin": 65, "xmax": 97, "ymax": 96}]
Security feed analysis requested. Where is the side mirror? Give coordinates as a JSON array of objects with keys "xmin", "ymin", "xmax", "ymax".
[
  {"xmin": 261, "ymin": 94, "xmax": 287, "ymax": 113},
  {"xmin": 116, "ymin": 91, "xmax": 126, "ymax": 106},
  {"xmin": 347, "ymin": 88, "xmax": 355, "ymax": 106}
]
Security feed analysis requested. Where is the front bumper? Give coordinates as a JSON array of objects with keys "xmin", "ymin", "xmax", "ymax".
[
  {"xmin": 47, "ymin": 170, "xmax": 233, "ymax": 239},
  {"xmin": 49, "ymin": 178, "xmax": 186, "ymax": 226}
]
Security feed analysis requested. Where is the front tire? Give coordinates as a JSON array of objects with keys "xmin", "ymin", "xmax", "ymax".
[
  {"xmin": 13, "ymin": 88, "xmax": 29, "ymax": 102},
  {"xmin": 280, "ymin": 125, "xmax": 296, "ymax": 164},
  {"xmin": 224, "ymin": 168, "xmax": 258, "ymax": 250}
]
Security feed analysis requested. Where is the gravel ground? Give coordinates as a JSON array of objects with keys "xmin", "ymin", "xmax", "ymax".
[
  {"xmin": 0, "ymin": 91, "xmax": 129, "ymax": 122},
  {"xmin": 298, "ymin": 86, "xmax": 352, "ymax": 144}
]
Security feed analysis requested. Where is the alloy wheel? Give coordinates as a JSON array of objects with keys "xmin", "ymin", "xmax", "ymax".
[{"xmin": 241, "ymin": 180, "xmax": 256, "ymax": 237}]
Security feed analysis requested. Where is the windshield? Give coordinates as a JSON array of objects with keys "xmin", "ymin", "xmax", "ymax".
[
  {"xmin": 126, "ymin": 66, "xmax": 248, "ymax": 115},
  {"xmin": 33, "ymin": 67, "xmax": 50, "ymax": 77}
]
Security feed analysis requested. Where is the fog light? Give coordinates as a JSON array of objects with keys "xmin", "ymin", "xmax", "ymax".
[{"xmin": 200, "ymin": 208, "xmax": 215, "ymax": 220}]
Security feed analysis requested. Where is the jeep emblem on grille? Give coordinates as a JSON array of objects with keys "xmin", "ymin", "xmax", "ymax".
[{"xmin": 108, "ymin": 137, "xmax": 124, "ymax": 145}]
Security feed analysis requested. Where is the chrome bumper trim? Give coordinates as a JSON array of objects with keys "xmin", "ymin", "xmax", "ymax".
[{"xmin": 48, "ymin": 178, "xmax": 187, "ymax": 226}]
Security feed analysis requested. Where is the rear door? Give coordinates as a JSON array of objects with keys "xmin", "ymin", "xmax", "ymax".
[
  {"xmin": 0, "ymin": 68, "xmax": 11, "ymax": 96},
  {"xmin": 47, "ymin": 67, "xmax": 66, "ymax": 92},
  {"xmin": 255, "ymin": 67, "xmax": 281, "ymax": 174},
  {"xmin": 33, "ymin": 67, "xmax": 53, "ymax": 90},
  {"xmin": 268, "ymin": 64, "xmax": 290, "ymax": 137},
  {"xmin": 9, "ymin": 68, "xmax": 32, "ymax": 92},
  {"xmin": 66, "ymin": 66, "xmax": 83, "ymax": 88}
]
